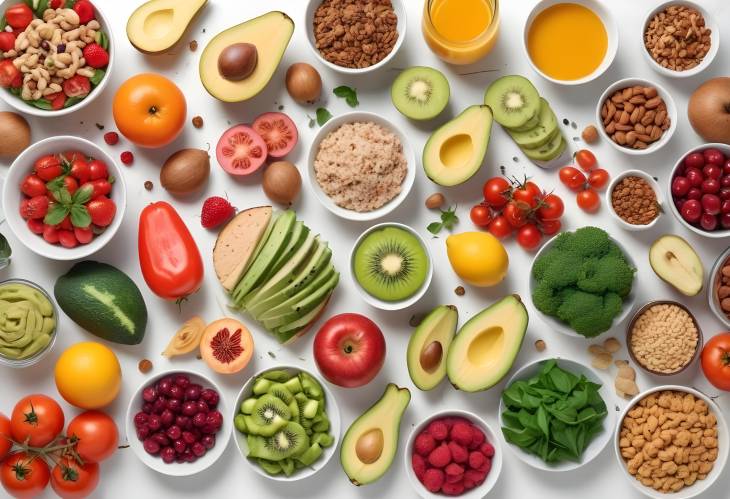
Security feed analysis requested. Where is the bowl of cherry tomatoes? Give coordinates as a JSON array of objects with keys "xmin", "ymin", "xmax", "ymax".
[{"xmin": 1, "ymin": 135, "xmax": 126, "ymax": 260}]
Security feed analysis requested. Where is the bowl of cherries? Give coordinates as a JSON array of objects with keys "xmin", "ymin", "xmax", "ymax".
[
  {"xmin": 668, "ymin": 144, "xmax": 730, "ymax": 238},
  {"xmin": 125, "ymin": 370, "xmax": 231, "ymax": 476}
]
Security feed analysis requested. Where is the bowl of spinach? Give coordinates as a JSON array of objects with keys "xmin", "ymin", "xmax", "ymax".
[{"xmin": 499, "ymin": 357, "xmax": 616, "ymax": 471}]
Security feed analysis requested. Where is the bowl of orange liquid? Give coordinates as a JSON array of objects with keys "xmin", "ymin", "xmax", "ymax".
[{"xmin": 523, "ymin": 0, "xmax": 618, "ymax": 85}]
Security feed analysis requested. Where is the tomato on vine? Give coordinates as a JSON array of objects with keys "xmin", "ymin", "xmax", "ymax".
[
  {"xmin": 470, "ymin": 203, "xmax": 493, "ymax": 227},
  {"xmin": 503, "ymin": 201, "xmax": 529, "ymax": 228},
  {"xmin": 536, "ymin": 193, "xmax": 564, "ymax": 220},
  {"xmin": 517, "ymin": 223, "xmax": 543, "ymax": 250},
  {"xmin": 66, "ymin": 411, "xmax": 119, "ymax": 463},
  {"xmin": 540, "ymin": 218, "xmax": 562, "ymax": 236},
  {"xmin": 10, "ymin": 395, "xmax": 64, "ymax": 447},
  {"xmin": 488, "ymin": 215, "xmax": 512, "ymax": 238},
  {"xmin": 51, "ymin": 458, "xmax": 100, "ymax": 499},
  {"xmin": 575, "ymin": 149, "xmax": 597, "ymax": 171},
  {"xmin": 482, "ymin": 177, "xmax": 511, "ymax": 207},
  {"xmin": 1, "ymin": 452, "xmax": 50, "ymax": 498},
  {"xmin": 513, "ymin": 180, "xmax": 542, "ymax": 208},
  {"xmin": 0, "ymin": 413, "xmax": 11, "ymax": 460}
]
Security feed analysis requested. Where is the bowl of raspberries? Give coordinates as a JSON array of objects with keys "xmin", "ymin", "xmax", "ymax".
[{"xmin": 405, "ymin": 410, "xmax": 502, "ymax": 498}]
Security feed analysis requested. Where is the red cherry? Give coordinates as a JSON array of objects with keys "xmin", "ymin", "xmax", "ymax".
[
  {"xmin": 722, "ymin": 213, "xmax": 730, "ymax": 229},
  {"xmin": 704, "ymin": 165, "xmax": 722, "ymax": 180},
  {"xmin": 684, "ymin": 152, "xmax": 705, "ymax": 169},
  {"xmin": 671, "ymin": 177, "xmax": 690, "ymax": 197},
  {"xmin": 685, "ymin": 168, "xmax": 703, "ymax": 187},
  {"xmin": 681, "ymin": 199, "xmax": 702, "ymax": 223},
  {"xmin": 704, "ymin": 148, "xmax": 726, "ymax": 166},
  {"xmin": 686, "ymin": 187, "xmax": 702, "ymax": 200},
  {"xmin": 702, "ymin": 194, "xmax": 721, "ymax": 215},
  {"xmin": 702, "ymin": 178, "xmax": 720, "ymax": 194},
  {"xmin": 700, "ymin": 213, "xmax": 718, "ymax": 231},
  {"xmin": 721, "ymin": 200, "xmax": 730, "ymax": 214}
]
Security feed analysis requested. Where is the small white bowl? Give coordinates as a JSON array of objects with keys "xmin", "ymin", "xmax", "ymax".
[
  {"xmin": 304, "ymin": 0, "xmax": 406, "ymax": 75},
  {"xmin": 529, "ymin": 231, "xmax": 637, "ymax": 339},
  {"xmin": 596, "ymin": 78, "xmax": 678, "ymax": 156},
  {"xmin": 350, "ymin": 223, "xmax": 433, "ymax": 311},
  {"xmin": 523, "ymin": 0, "xmax": 618, "ymax": 85},
  {"xmin": 307, "ymin": 111, "xmax": 416, "ymax": 222},
  {"xmin": 0, "ymin": 0, "xmax": 115, "ymax": 117},
  {"xmin": 125, "ymin": 370, "xmax": 232, "ymax": 477},
  {"xmin": 666, "ymin": 143, "xmax": 730, "ymax": 239},
  {"xmin": 232, "ymin": 366, "xmax": 341, "ymax": 482},
  {"xmin": 641, "ymin": 1, "xmax": 720, "ymax": 79},
  {"xmin": 1, "ymin": 136, "xmax": 126, "ymax": 260},
  {"xmin": 499, "ymin": 357, "xmax": 616, "ymax": 472},
  {"xmin": 404, "ymin": 410, "xmax": 503, "ymax": 498},
  {"xmin": 614, "ymin": 385, "xmax": 729, "ymax": 499},
  {"xmin": 606, "ymin": 169, "xmax": 663, "ymax": 231},
  {"xmin": 708, "ymin": 246, "xmax": 730, "ymax": 328}
]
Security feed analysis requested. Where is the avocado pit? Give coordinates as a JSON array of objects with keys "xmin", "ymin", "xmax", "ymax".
[
  {"xmin": 355, "ymin": 428, "xmax": 384, "ymax": 464},
  {"xmin": 218, "ymin": 43, "xmax": 258, "ymax": 81},
  {"xmin": 419, "ymin": 341, "xmax": 443, "ymax": 373}
]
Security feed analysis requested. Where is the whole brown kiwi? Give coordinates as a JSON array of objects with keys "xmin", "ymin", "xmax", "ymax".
[
  {"xmin": 218, "ymin": 43, "xmax": 258, "ymax": 81},
  {"xmin": 0, "ymin": 112, "xmax": 31, "ymax": 158},
  {"xmin": 262, "ymin": 161, "xmax": 301, "ymax": 205},
  {"xmin": 160, "ymin": 149, "xmax": 210, "ymax": 195}
]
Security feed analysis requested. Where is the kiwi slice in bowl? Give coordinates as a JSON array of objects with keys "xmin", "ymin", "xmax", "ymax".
[
  {"xmin": 353, "ymin": 226, "xmax": 429, "ymax": 302},
  {"xmin": 484, "ymin": 75, "xmax": 541, "ymax": 129},
  {"xmin": 391, "ymin": 66, "xmax": 450, "ymax": 121}
]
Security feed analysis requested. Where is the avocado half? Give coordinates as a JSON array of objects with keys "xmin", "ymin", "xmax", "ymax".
[
  {"xmin": 127, "ymin": 0, "xmax": 208, "ymax": 54},
  {"xmin": 407, "ymin": 305, "xmax": 458, "ymax": 391}
]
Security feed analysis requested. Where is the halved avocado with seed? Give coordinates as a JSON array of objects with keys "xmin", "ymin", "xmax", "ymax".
[{"xmin": 407, "ymin": 305, "xmax": 458, "ymax": 391}]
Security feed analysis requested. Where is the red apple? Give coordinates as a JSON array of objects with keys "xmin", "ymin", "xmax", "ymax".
[{"xmin": 313, "ymin": 313, "xmax": 386, "ymax": 388}]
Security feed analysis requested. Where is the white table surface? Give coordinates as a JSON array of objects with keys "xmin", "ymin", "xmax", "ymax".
[{"xmin": 2, "ymin": 0, "xmax": 730, "ymax": 497}]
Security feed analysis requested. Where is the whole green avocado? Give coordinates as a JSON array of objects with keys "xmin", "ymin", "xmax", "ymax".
[{"xmin": 54, "ymin": 261, "xmax": 148, "ymax": 345}]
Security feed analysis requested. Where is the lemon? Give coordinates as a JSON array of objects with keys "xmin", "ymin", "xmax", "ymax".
[
  {"xmin": 446, "ymin": 232, "xmax": 509, "ymax": 287},
  {"xmin": 55, "ymin": 342, "xmax": 121, "ymax": 409}
]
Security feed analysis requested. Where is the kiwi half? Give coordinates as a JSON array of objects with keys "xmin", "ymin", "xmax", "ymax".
[
  {"xmin": 508, "ymin": 98, "xmax": 559, "ymax": 149},
  {"xmin": 484, "ymin": 75, "xmax": 541, "ymax": 129},
  {"xmin": 353, "ymin": 226, "xmax": 428, "ymax": 302},
  {"xmin": 247, "ymin": 422, "xmax": 310, "ymax": 461},
  {"xmin": 391, "ymin": 66, "xmax": 450, "ymax": 121}
]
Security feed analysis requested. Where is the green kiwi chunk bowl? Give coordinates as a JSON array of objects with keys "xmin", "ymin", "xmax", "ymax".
[{"xmin": 232, "ymin": 366, "xmax": 341, "ymax": 481}]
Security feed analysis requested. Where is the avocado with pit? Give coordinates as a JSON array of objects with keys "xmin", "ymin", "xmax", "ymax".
[
  {"xmin": 422, "ymin": 105, "xmax": 493, "ymax": 187},
  {"xmin": 340, "ymin": 383, "xmax": 410, "ymax": 486},
  {"xmin": 407, "ymin": 305, "xmax": 458, "ymax": 391},
  {"xmin": 127, "ymin": 0, "xmax": 207, "ymax": 54},
  {"xmin": 446, "ymin": 295, "xmax": 528, "ymax": 392},
  {"xmin": 200, "ymin": 11, "xmax": 294, "ymax": 102}
]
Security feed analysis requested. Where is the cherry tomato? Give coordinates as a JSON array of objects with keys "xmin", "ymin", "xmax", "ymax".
[
  {"xmin": 487, "ymin": 215, "xmax": 513, "ymax": 239},
  {"xmin": 536, "ymin": 193, "xmax": 564, "ymax": 220},
  {"xmin": 0, "ymin": 413, "xmax": 11, "ymax": 460},
  {"xmin": 88, "ymin": 160, "xmax": 108, "ymax": 181},
  {"xmin": 540, "ymin": 219, "xmax": 562, "ymax": 236},
  {"xmin": 0, "ymin": 32, "xmax": 16, "ymax": 52},
  {"xmin": 47, "ymin": 92, "xmax": 66, "ymax": 110},
  {"xmin": 63, "ymin": 176, "xmax": 78, "ymax": 195},
  {"xmin": 5, "ymin": 4, "xmax": 33, "ymax": 30},
  {"xmin": 588, "ymin": 168, "xmax": 610, "ymax": 190},
  {"xmin": 34, "ymin": 155, "xmax": 63, "ymax": 181},
  {"xmin": 559, "ymin": 166, "xmax": 586, "ymax": 191},
  {"xmin": 51, "ymin": 458, "xmax": 99, "ymax": 499},
  {"xmin": 58, "ymin": 230, "xmax": 79, "ymax": 249},
  {"xmin": 43, "ymin": 225, "xmax": 59, "ymax": 244},
  {"xmin": 1, "ymin": 452, "xmax": 50, "ymax": 499},
  {"xmin": 10, "ymin": 395, "xmax": 64, "ymax": 448},
  {"xmin": 69, "ymin": 158, "xmax": 91, "ymax": 183},
  {"xmin": 86, "ymin": 196, "xmax": 116, "ymax": 227},
  {"xmin": 67, "ymin": 411, "xmax": 118, "ymax": 463},
  {"xmin": 517, "ymin": 223, "xmax": 543, "ymax": 250},
  {"xmin": 575, "ymin": 149, "xmax": 597, "ymax": 171},
  {"xmin": 20, "ymin": 175, "xmax": 47, "ymax": 197},
  {"xmin": 74, "ymin": 227, "xmax": 93, "ymax": 245},
  {"xmin": 701, "ymin": 333, "xmax": 730, "ymax": 391},
  {"xmin": 503, "ymin": 201, "xmax": 529, "ymax": 228},
  {"xmin": 482, "ymin": 177, "xmax": 511, "ymax": 207},
  {"xmin": 576, "ymin": 188, "xmax": 601, "ymax": 213},
  {"xmin": 513, "ymin": 185, "xmax": 540, "ymax": 209},
  {"xmin": 83, "ymin": 179, "xmax": 112, "ymax": 199},
  {"xmin": 59, "ymin": 216, "xmax": 73, "ymax": 231},
  {"xmin": 63, "ymin": 75, "xmax": 90, "ymax": 98},
  {"xmin": 469, "ymin": 203, "xmax": 492, "ymax": 227},
  {"xmin": 50, "ymin": 0, "xmax": 65, "ymax": 8},
  {"xmin": 0, "ymin": 59, "xmax": 22, "ymax": 89},
  {"xmin": 27, "ymin": 218, "xmax": 44, "ymax": 235}
]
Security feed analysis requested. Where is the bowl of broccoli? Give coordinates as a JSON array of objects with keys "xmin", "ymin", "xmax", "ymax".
[{"xmin": 529, "ymin": 226, "xmax": 637, "ymax": 338}]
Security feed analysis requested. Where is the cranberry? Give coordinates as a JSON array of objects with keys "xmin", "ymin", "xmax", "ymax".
[
  {"xmin": 182, "ymin": 450, "xmax": 196, "ymax": 463},
  {"xmin": 684, "ymin": 152, "xmax": 705, "ymax": 169},
  {"xmin": 722, "ymin": 200, "xmax": 730, "ymax": 214},
  {"xmin": 201, "ymin": 434, "xmax": 216, "ymax": 450},
  {"xmin": 168, "ymin": 385, "xmax": 184, "ymax": 400},
  {"xmin": 702, "ymin": 178, "xmax": 720, "ymax": 194},
  {"xmin": 687, "ymin": 187, "xmax": 702, "ymax": 200},
  {"xmin": 201, "ymin": 424, "xmax": 217, "ymax": 434},
  {"xmin": 182, "ymin": 431, "xmax": 196, "ymax": 445},
  {"xmin": 175, "ymin": 416, "xmax": 190, "ymax": 428},
  {"xmin": 182, "ymin": 401, "xmax": 198, "ymax": 416},
  {"xmin": 166, "ymin": 425, "xmax": 182, "ymax": 440},
  {"xmin": 174, "ymin": 439, "xmax": 187, "ymax": 454},
  {"xmin": 192, "ymin": 412, "xmax": 207, "ymax": 428},
  {"xmin": 671, "ymin": 176, "xmax": 691, "ymax": 197},
  {"xmin": 142, "ymin": 386, "xmax": 157, "ymax": 402},
  {"xmin": 685, "ymin": 168, "xmax": 704, "ymax": 187},
  {"xmin": 192, "ymin": 442, "xmax": 206, "ymax": 457},
  {"xmin": 174, "ymin": 374, "xmax": 191, "ymax": 388},
  {"xmin": 148, "ymin": 414, "xmax": 162, "ymax": 431},
  {"xmin": 157, "ymin": 378, "xmax": 173, "ymax": 395},
  {"xmin": 152, "ymin": 398, "xmax": 167, "ymax": 415},
  {"xmin": 160, "ymin": 409, "xmax": 175, "ymax": 427},
  {"xmin": 196, "ymin": 400, "xmax": 209, "ymax": 414},
  {"xmin": 134, "ymin": 412, "xmax": 148, "ymax": 428},
  {"xmin": 200, "ymin": 389, "xmax": 220, "ymax": 408},
  {"xmin": 702, "ymin": 194, "xmax": 721, "ymax": 215},
  {"xmin": 185, "ymin": 385, "xmax": 202, "ymax": 401},
  {"xmin": 136, "ymin": 426, "xmax": 150, "ymax": 440},
  {"xmin": 142, "ymin": 402, "xmax": 154, "ymax": 415},
  {"xmin": 143, "ymin": 438, "xmax": 161, "ymax": 455},
  {"xmin": 704, "ymin": 148, "xmax": 726, "ymax": 166},
  {"xmin": 681, "ymin": 199, "xmax": 702, "ymax": 223},
  {"xmin": 722, "ymin": 213, "xmax": 730, "ymax": 229},
  {"xmin": 674, "ymin": 198, "xmax": 686, "ymax": 212},
  {"xmin": 206, "ymin": 411, "xmax": 224, "ymax": 429},
  {"xmin": 166, "ymin": 398, "xmax": 182, "ymax": 413},
  {"xmin": 701, "ymin": 213, "xmax": 718, "ymax": 231},
  {"xmin": 161, "ymin": 447, "xmax": 176, "ymax": 463},
  {"xmin": 722, "ymin": 176, "xmax": 730, "ymax": 188},
  {"xmin": 152, "ymin": 432, "xmax": 170, "ymax": 447},
  {"xmin": 724, "ymin": 160, "xmax": 730, "ymax": 175},
  {"xmin": 704, "ymin": 165, "xmax": 722, "ymax": 180}
]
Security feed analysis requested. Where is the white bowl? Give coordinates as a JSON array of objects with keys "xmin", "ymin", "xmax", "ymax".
[
  {"xmin": 404, "ymin": 410, "xmax": 503, "ymax": 498},
  {"xmin": 641, "ymin": 1, "xmax": 719, "ymax": 79},
  {"xmin": 523, "ymin": 0, "xmax": 618, "ymax": 85},
  {"xmin": 304, "ymin": 0, "xmax": 406, "ymax": 75},
  {"xmin": 614, "ymin": 385, "xmax": 729, "ymax": 499},
  {"xmin": 606, "ymin": 169, "xmax": 663, "ymax": 231},
  {"xmin": 0, "ymin": 0, "xmax": 114, "ymax": 117},
  {"xmin": 596, "ymin": 78, "xmax": 678, "ymax": 156},
  {"xmin": 125, "ymin": 369, "xmax": 232, "ymax": 477},
  {"xmin": 307, "ymin": 111, "xmax": 416, "ymax": 222},
  {"xmin": 499, "ymin": 357, "xmax": 616, "ymax": 472},
  {"xmin": 708, "ymin": 246, "xmax": 730, "ymax": 328},
  {"xmin": 666, "ymin": 143, "xmax": 730, "ymax": 239},
  {"xmin": 529, "ymin": 231, "xmax": 637, "ymax": 338},
  {"xmin": 349, "ymin": 223, "xmax": 433, "ymax": 311},
  {"xmin": 2, "ymin": 136, "xmax": 126, "ymax": 260},
  {"xmin": 231, "ymin": 365, "xmax": 341, "ymax": 482}
]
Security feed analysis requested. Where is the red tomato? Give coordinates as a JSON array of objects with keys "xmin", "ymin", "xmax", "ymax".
[
  {"xmin": 488, "ymin": 215, "xmax": 513, "ymax": 238},
  {"xmin": 59, "ymin": 216, "xmax": 73, "ymax": 231},
  {"xmin": 138, "ymin": 201, "xmax": 204, "ymax": 301},
  {"xmin": 0, "ymin": 59, "xmax": 22, "ymax": 89},
  {"xmin": 21, "ymin": 175, "xmax": 47, "ymax": 197},
  {"xmin": 5, "ymin": 4, "xmax": 33, "ymax": 30},
  {"xmin": 559, "ymin": 166, "xmax": 587, "ymax": 191},
  {"xmin": 63, "ymin": 176, "xmax": 78, "ymax": 195},
  {"xmin": 1, "ymin": 452, "xmax": 50, "ymax": 499},
  {"xmin": 575, "ymin": 149, "xmax": 597, "ymax": 171},
  {"xmin": 58, "ymin": 230, "xmax": 78, "ymax": 248},
  {"xmin": 482, "ymin": 177, "xmax": 511, "ymax": 207},
  {"xmin": 516, "ymin": 223, "xmax": 542, "ymax": 250},
  {"xmin": 11, "ymin": 395, "xmax": 64, "ymax": 448},
  {"xmin": 69, "ymin": 158, "xmax": 90, "ymax": 183},
  {"xmin": 66, "ymin": 411, "xmax": 118, "ymax": 463},
  {"xmin": 0, "ymin": 32, "xmax": 16, "ymax": 52},
  {"xmin": 0, "ymin": 413, "xmax": 11, "ymax": 460},
  {"xmin": 83, "ymin": 179, "xmax": 112, "ymax": 199},
  {"xmin": 73, "ymin": 227, "xmax": 93, "ymax": 245},
  {"xmin": 50, "ymin": 0, "xmax": 65, "ymax": 8},
  {"xmin": 503, "ymin": 201, "xmax": 529, "ymax": 228},
  {"xmin": 27, "ymin": 218, "xmax": 44, "ymax": 235},
  {"xmin": 536, "ymin": 193, "xmax": 564, "ymax": 220},
  {"xmin": 43, "ymin": 225, "xmax": 59, "ymax": 244},
  {"xmin": 63, "ymin": 75, "xmax": 90, "ymax": 98},
  {"xmin": 469, "ymin": 203, "xmax": 492, "ymax": 227},
  {"xmin": 513, "ymin": 181, "xmax": 541, "ymax": 208},
  {"xmin": 540, "ymin": 218, "xmax": 562, "ymax": 236},
  {"xmin": 88, "ymin": 160, "xmax": 108, "ymax": 180},
  {"xmin": 701, "ymin": 333, "xmax": 730, "ymax": 391},
  {"xmin": 86, "ymin": 196, "xmax": 116, "ymax": 227},
  {"xmin": 48, "ymin": 92, "xmax": 66, "ymax": 110},
  {"xmin": 34, "ymin": 155, "xmax": 63, "ymax": 181},
  {"xmin": 588, "ymin": 168, "xmax": 610, "ymax": 190},
  {"xmin": 50, "ymin": 458, "xmax": 99, "ymax": 499},
  {"xmin": 576, "ymin": 189, "xmax": 601, "ymax": 213}
]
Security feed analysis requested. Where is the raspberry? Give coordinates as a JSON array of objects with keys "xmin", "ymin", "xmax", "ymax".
[
  {"xmin": 201, "ymin": 196, "xmax": 235, "ymax": 229},
  {"xmin": 120, "ymin": 151, "xmax": 134, "ymax": 165},
  {"xmin": 441, "ymin": 481, "xmax": 465, "ymax": 496},
  {"xmin": 447, "ymin": 441, "xmax": 468, "ymax": 464},
  {"xmin": 426, "ymin": 420, "xmax": 449, "ymax": 441},
  {"xmin": 480, "ymin": 442, "xmax": 495, "ymax": 458},
  {"xmin": 468, "ymin": 425, "xmax": 486, "ymax": 449},
  {"xmin": 450, "ymin": 422, "xmax": 473, "ymax": 447},
  {"xmin": 468, "ymin": 451, "xmax": 486, "ymax": 470},
  {"xmin": 478, "ymin": 457, "xmax": 492, "ymax": 474},
  {"xmin": 427, "ymin": 443, "xmax": 452, "ymax": 468},
  {"xmin": 422, "ymin": 468, "xmax": 444, "ymax": 493},
  {"xmin": 464, "ymin": 477, "xmax": 476, "ymax": 490},
  {"xmin": 465, "ymin": 468, "xmax": 487, "ymax": 486},
  {"xmin": 444, "ymin": 463, "xmax": 464, "ymax": 477},
  {"xmin": 104, "ymin": 132, "xmax": 119, "ymax": 145},
  {"xmin": 414, "ymin": 432, "xmax": 436, "ymax": 456},
  {"xmin": 412, "ymin": 453, "xmax": 426, "ymax": 480},
  {"xmin": 445, "ymin": 472, "xmax": 463, "ymax": 484},
  {"xmin": 443, "ymin": 416, "xmax": 471, "ymax": 430}
]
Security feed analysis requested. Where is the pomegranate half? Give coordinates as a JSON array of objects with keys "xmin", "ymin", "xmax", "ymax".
[{"xmin": 200, "ymin": 318, "xmax": 254, "ymax": 374}]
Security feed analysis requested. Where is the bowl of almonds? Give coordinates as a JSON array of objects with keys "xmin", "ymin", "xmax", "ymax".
[{"xmin": 596, "ymin": 78, "xmax": 677, "ymax": 156}]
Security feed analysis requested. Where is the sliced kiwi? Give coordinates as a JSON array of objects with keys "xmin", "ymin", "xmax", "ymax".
[
  {"xmin": 234, "ymin": 414, "xmax": 247, "ymax": 433},
  {"xmin": 252, "ymin": 378, "xmax": 272, "ymax": 395},
  {"xmin": 240, "ymin": 397, "xmax": 257, "ymax": 415},
  {"xmin": 261, "ymin": 369, "xmax": 292, "ymax": 382},
  {"xmin": 283, "ymin": 376, "xmax": 302, "ymax": 394},
  {"xmin": 353, "ymin": 226, "xmax": 429, "ymax": 302},
  {"xmin": 288, "ymin": 400, "xmax": 300, "ymax": 424},
  {"xmin": 247, "ymin": 422, "xmax": 310, "ymax": 461},
  {"xmin": 280, "ymin": 458, "xmax": 295, "ymax": 476},
  {"xmin": 247, "ymin": 394, "xmax": 291, "ymax": 436},
  {"xmin": 523, "ymin": 135, "xmax": 567, "ymax": 162},
  {"xmin": 299, "ymin": 372, "xmax": 324, "ymax": 400},
  {"xmin": 257, "ymin": 458, "xmax": 282, "ymax": 475},
  {"xmin": 296, "ymin": 443, "xmax": 323, "ymax": 466},
  {"xmin": 302, "ymin": 399, "xmax": 319, "ymax": 419},
  {"xmin": 391, "ymin": 66, "xmax": 450, "ymax": 121},
  {"xmin": 484, "ymin": 75, "xmax": 541, "ymax": 129},
  {"xmin": 508, "ymin": 98, "xmax": 559, "ymax": 149},
  {"xmin": 312, "ymin": 432, "xmax": 334, "ymax": 448},
  {"xmin": 267, "ymin": 383, "xmax": 294, "ymax": 404}
]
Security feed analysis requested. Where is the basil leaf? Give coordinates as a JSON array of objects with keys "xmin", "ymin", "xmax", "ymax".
[
  {"xmin": 333, "ymin": 85, "xmax": 359, "ymax": 107},
  {"xmin": 0, "ymin": 233, "xmax": 11, "ymax": 269},
  {"xmin": 53, "ymin": 188, "xmax": 72, "ymax": 205},
  {"xmin": 315, "ymin": 107, "xmax": 332, "ymax": 126},
  {"xmin": 34, "ymin": 0, "xmax": 48, "ymax": 17},
  {"xmin": 46, "ymin": 176, "xmax": 66, "ymax": 192},
  {"xmin": 426, "ymin": 222, "xmax": 442, "ymax": 235},
  {"xmin": 28, "ymin": 99, "xmax": 52, "ymax": 110},
  {"xmin": 73, "ymin": 184, "xmax": 93, "ymax": 205},
  {"xmin": 90, "ymin": 69, "xmax": 105, "ymax": 86},
  {"xmin": 97, "ymin": 30, "xmax": 109, "ymax": 51},
  {"xmin": 70, "ymin": 204, "xmax": 91, "ymax": 228},
  {"xmin": 64, "ymin": 96, "xmax": 84, "ymax": 108},
  {"xmin": 0, "ymin": 16, "xmax": 7, "ymax": 31},
  {"xmin": 44, "ymin": 204, "xmax": 69, "ymax": 226}
]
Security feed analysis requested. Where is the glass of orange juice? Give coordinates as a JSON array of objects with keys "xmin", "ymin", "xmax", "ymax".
[{"xmin": 422, "ymin": 0, "xmax": 500, "ymax": 65}]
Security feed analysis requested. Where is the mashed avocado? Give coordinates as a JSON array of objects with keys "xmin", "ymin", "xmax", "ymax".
[{"xmin": 0, "ymin": 282, "xmax": 55, "ymax": 360}]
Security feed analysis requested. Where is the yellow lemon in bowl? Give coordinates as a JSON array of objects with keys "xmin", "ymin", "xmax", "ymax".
[
  {"xmin": 446, "ymin": 232, "xmax": 509, "ymax": 287},
  {"xmin": 55, "ymin": 342, "xmax": 122, "ymax": 409}
]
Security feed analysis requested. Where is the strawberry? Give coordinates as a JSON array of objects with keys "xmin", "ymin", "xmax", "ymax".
[
  {"xmin": 103, "ymin": 132, "xmax": 119, "ymax": 145},
  {"xmin": 201, "ymin": 196, "xmax": 235, "ymax": 229},
  {"xmin": 120, "ymin": 151, "xmax": 134, "ymax": 165},
  {"xmin": 50, "ymin": 0, "xmax": 65, "ymax": 8},
  {"xmin": 82, "ymin": 43, "xmax": 109, "ymax": 69},
  {"xmin": 73, "ymin": 0, "xmax": 95, "ymax": 25}
]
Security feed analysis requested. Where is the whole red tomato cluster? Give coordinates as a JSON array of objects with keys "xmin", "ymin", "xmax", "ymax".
[
  {"xmin": 558, "ymin": 150, "xmax": 610, "ymax": 213},
  {"xmin": 0, "ymin": 394, "xmax": 118, "ymax": 499},
  {"xmin": 470, "ymin": 176, "xmax": 565, "ymax": 251}
]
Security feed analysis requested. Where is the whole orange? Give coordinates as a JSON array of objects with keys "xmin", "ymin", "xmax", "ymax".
[{"xmin": 113, "ymin": 73, "xmax": 186, "ymax": 148}]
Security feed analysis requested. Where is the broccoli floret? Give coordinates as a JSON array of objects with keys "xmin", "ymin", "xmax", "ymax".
[
  {"xmin": 539, "ymin": 251, "xmax": 581, "ymax": 288},
  {"xmin": 555, "ymin": 226, "xmax": 611, "ymax": 259},
  {"xmin": 604, "ymin": 256, "xmax": 635, "ymax": 297},
  {"xmin": 576, "ymin": 254, "xmax": 635, "ymax": 297},
  {"xmin": 556, "ymin": 290, "xmax": 621, "ymax": 337},
  {"xmin": 532, "ymin": 281, "xmax": 562, "ymax": 316}
]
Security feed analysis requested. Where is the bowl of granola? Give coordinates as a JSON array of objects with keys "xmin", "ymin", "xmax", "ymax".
[{"xmin": 0, "ymin": 0, "xmax": 113, "ymax": 116}]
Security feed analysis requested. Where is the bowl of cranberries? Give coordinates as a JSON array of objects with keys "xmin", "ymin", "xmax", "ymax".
[
  {"xmin": 405, "ymin": 410, "xmax": 502, "ymax": 498},
  {"xmin": 1, "ymin": 135, "xmax": 126, "ymax": 260},
  {"xmin": 125, "ymin": 370, "xmax": 231, "ymax": 476},
  {"xmin": 669, "ymin": 144, "xmax": 730, "ymax": 238}
]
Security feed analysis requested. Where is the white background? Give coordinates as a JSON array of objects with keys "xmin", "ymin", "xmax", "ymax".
[{"xmin": 1, "ymin": 0, "xmax": 730, "ymax": 497}]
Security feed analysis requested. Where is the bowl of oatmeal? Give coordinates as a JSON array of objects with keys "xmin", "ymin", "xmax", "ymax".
[{"xmin": 307, "ymin": 111, "xmax": 415, "ymax": 221}]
